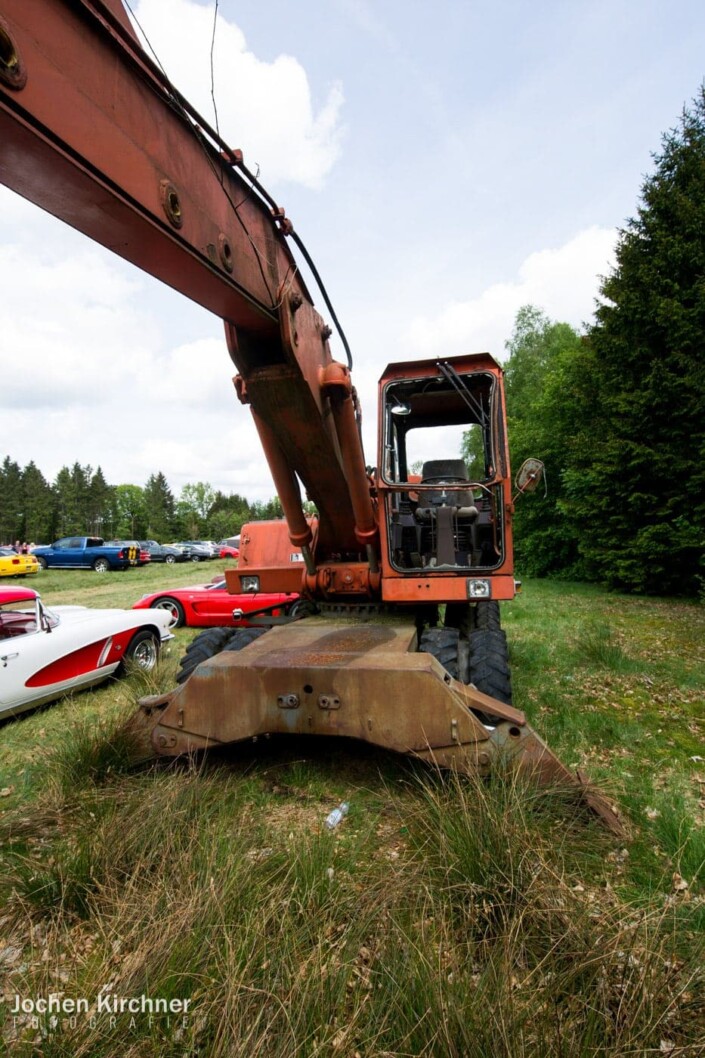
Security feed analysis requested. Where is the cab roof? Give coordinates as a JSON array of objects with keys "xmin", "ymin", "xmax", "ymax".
[{"xmin": 379, "ymin": 351, "xmax": 502, "ymax": 384}]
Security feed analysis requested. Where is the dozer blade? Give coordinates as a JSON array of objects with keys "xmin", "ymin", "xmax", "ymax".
[{"xmin": 139, "ymin": 621, "xmax": 622, "ymax": 834}]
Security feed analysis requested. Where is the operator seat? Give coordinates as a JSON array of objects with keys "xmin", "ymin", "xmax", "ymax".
[
  {"xmin": 420, "ymin": 459, "xmax": 473, "ymax": 507},
  {"xmin": 416, "ymin": 459, "xmax": 480, "ymax": 567}
]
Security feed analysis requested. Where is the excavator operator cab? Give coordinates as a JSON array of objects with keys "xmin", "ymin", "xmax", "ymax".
[{"xmin": 379, "ymin": 355, "xmax": 510, "ymax": 575}]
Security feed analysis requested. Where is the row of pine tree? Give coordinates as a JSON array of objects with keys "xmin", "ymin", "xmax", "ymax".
[{"xmin": 0, "ymin": 462, "xmax": 282, "ymax": 547}]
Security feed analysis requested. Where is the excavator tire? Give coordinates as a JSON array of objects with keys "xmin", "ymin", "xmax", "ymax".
[
  {"xmin": 418, "ymin": 626, "xmax": 460, "ymax": 680},
  {"xmin": 176, "ymin": 627, "xmax": 239, "ymax": 685},
  {"xmin": 176, "ymin": 627, "xmax": 270, "ymax": 685},
  {"xmin": 474, "ymin": 599, "xmax": 502, "ymax": 632},
  {"xmin": 443, "ymin": 600, "xmax": 512, "ymax": 705},
  {"xmin": 445, "ymin": 599, "xmax": 500, "ymax": 635},
  {"xmin": 221, "ymin": 627, "xmax": 269, "ymax": 653},
  {"xmin": 467, "ymin": 629, "xmax": 512, "ymax": 705}
]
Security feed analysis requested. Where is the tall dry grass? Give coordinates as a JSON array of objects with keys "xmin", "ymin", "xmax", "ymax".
[{"xmin": 1, "ymin": 709, "xmax": 702, "ymax": 1057}]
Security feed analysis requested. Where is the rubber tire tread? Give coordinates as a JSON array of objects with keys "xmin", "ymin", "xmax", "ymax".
[
  {"xmin": 176, "ymin": 627, "xmax": 238, "ymax": 685},
  {"xmin": 221, "ymin": 627, "xmax": 269, "ymax": 653},
  {"xmin": 467, "ymin": 629, "xmax": 512, "ymax": 704},
  {"xmin": 445, "ymin": 600, "xmax": 501, "ymax": 636},
  {"xmin": 418, "ymin": 627, "xmax": 460, "ymax": 680},
  {"xmin": 474, "ymin": 600, "xmax": 502, "ymax": 632}
]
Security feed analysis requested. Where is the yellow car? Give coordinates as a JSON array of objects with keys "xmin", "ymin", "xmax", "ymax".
[{"xmin": 0, "ymin": 548, "xmax": 40, "ymax": 578}]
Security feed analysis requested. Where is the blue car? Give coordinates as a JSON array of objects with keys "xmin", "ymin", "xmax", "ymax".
[{"xmin": 32, "ymin": 537, "xmax": 137, "ymax": 573}]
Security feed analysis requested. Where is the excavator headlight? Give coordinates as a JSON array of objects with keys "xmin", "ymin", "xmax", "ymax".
[
  {"xmin": 467, "ymin": 578, "xmax": 491, "ymax": 599},
  {"xmin": 240, "ymin": 575, "xmax": 260, "ymax": 593}
]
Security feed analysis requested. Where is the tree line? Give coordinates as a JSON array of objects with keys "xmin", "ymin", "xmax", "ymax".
[
  {"xmin": 0, "ymin": 463, "xmax": 283, "ymax": 546},
  {"xmin": 485, "ymin": 87, "xmax": 705, "ymax": 597}
]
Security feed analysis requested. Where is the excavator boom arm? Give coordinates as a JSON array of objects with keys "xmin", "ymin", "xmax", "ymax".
[{"xmin": 0, "ymin": 0, "xmax": 363, "ymax": 553}]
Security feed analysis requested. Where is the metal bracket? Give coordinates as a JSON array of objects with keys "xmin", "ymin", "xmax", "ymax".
[
  {"xmin": 277, "ymin": 694, "xmax": 300, "ymax": 709},
  {"xmin": 318, "ymin": 694, "xmax": 341, "ymax": 710}
]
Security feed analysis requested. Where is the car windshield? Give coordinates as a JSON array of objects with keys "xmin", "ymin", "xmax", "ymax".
[
  {"xmin": 0, "ymin": 598, "xmax": 60, "ymax": 637},
  {"xmin": 205, "ymin": 581, "xmax": 226, "ymax": 591},
  {"xmin": 1, "ymin": 599, "xmax": 32, "ymax": 612}
]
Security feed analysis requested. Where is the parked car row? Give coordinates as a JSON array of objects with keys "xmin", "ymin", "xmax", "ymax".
[
  {"xmin": 168, "ymin": 540, "xmax": 240, "ymax": 561},
  {"xmin": 139, "ymin": 540, "xmax": 186, "ymax": 564},
  {"xmin": 23, "ymin": 538, "xmax": 240, "ymax": 572},
  {"xmin": 169, "ymin": 542, "xmax": 213, "ymax": 562}
]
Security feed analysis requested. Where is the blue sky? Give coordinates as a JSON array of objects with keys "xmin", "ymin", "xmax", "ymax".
[{"xmin": 1, "ymin": 0, "xmax": 704, "ymax": 503}]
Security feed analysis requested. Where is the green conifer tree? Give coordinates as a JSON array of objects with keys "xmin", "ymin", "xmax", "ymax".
[{"xmin": 569, "ymin": 86, "xmax": 705, "ymax": 593}]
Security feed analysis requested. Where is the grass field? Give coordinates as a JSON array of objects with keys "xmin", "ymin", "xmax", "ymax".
[{"xmin": 0, "ymin": 566, "xmax": 703, "ymax": 1056}]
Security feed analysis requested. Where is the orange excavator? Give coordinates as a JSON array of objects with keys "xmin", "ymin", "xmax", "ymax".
[{"xmin": 0, "ymin": 0, "xmax": 620, "ymax": 829}]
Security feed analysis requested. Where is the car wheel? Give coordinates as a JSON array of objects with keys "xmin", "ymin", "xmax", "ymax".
[
  {"xmin": 151, "ymin": 597, "xmax": 185, "ymax": 628},
  {"xmin": 165, "ymin": 554, "xmax": 176, "ymax": 564},
  {"xmin": 190, "ymin": 555, "xmax": 201, "ymax": 563},
  {"xmin": 36, "ymin": 556, "xmax": 47, "ymax": 569},
  {"xmin": 124, "ymin": 629, "xmax": 160, "ymax": 672},
  {"xmin": 93, "ymin": 557, "xmax": 110, "ymax": 573}
]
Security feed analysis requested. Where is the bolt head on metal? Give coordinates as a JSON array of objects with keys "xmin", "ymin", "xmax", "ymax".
[
  {"xmin": 160, "ymin": 180, "xmax": 183, "ymax": 228},
  {"xmin": 277, "ymin": 693, "xmax": 300, "ymax": 709}
]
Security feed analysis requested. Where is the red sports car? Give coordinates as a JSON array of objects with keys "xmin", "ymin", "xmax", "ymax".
[
  {"xmin": 219, "ymin": 545, "xmax": 240, "ymax": 559},
  {"xmin": 132, "ymin": 578, "xmax": 298, "ymax": 629}
]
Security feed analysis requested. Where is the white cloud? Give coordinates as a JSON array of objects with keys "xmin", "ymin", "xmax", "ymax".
[
  {"xmin": 1, "ymin": 0, "xmax": 345, "ymax": 500},
  {"xmin": 1, "ymin": 244, "xmax": 152, "ymax": 408},
  {"xmin": 0, "ymin": 185, "xmax": 276, "ymax": 498},
  {"xmin": 131, "ymin": 0, "xmax": 344, "ymax": 189},
  {"xmin": 404, "ymin": 226, "xmax": 617, "ymax": 359}
]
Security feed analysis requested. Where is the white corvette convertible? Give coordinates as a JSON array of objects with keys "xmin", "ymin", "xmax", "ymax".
[{"xmin": 0, "ymin": 586, "xmax": 174, "ymax": 721}]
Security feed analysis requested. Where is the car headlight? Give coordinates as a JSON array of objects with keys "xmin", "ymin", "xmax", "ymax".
[
  {"xmin": 467, "ymin": 578, "xmax": 491, "ymax": 599},
  {"xmin": 241, "ymin": 575, "xmax": 260, "ymax": 592}
]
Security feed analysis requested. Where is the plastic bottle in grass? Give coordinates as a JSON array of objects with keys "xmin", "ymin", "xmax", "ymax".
[{"xmin": 324, "ymin": 802, "xmax": 349, "ymax": 830}]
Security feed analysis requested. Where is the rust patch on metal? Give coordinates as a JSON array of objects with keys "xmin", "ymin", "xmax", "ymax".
[
  {"xmin": 310, "ymin": 625, "xmax": 397, "ymax": 653},
  {"xmin": 160, "ymin": 179, "xmax": 183, "ymax": 228},
  {"xmin": 0, "ymin": 19, "xmax": 27, "ymax": 90}
]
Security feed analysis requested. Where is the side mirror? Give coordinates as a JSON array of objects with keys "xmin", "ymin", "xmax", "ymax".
[{"xmin": 514, "ymin": 458, "xmax": 545, "ymax": 498}]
